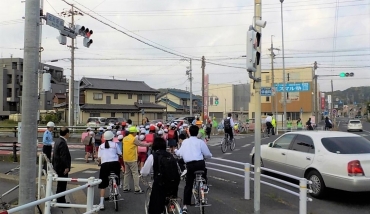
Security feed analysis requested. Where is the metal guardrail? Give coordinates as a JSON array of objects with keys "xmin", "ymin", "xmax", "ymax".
[
  {"xmin": 206, "ymin": 157, "xmax": 312, "ymax": 214},
  {"xmin": 0, "ymin": 126, "xmax": 96, "ymax": 138}
]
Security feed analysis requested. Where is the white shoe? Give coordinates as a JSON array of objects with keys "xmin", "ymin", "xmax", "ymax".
[
  {"xmin": 99, "ymin": 204, "xmax": 105, "ymax": 210},
  {"xmin": 181, "ymin": 169, "xmax": 187, "ymax": 177}
]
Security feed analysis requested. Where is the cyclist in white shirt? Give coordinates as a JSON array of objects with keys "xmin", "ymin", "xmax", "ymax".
[
  {"xmin": 97, "ymin": 131, "xmax": 122, "ymax": 210},
  {"xmin": 174, "ymin": 125, "xmax": 212, "ymax": 214},
  {"xmin": 264, "ymin": 114, "xmax": 273, "ymax": 136}
]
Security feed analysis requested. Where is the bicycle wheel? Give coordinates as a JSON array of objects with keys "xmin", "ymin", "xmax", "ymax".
[
  {"xmin": 229, "ymin": 139, "xmax": 236, "ymax": 151},
  {"xmin": 220, "ymin": 138, "xmax": 228, "ymax": 153},
  {"xmin": 145, "ymin": 187, "xmax": 152, "ymax": 214},
  {"xmin": 114, "ymin": 194, "xmax": 118, "ymax": 211},
  {"xmin": 198, "ymin": 183, "xmax": 205, "ymax": 214},
  {"xmin": 165, "ymin": 200, "xmax": 182, "ymax": 214}
]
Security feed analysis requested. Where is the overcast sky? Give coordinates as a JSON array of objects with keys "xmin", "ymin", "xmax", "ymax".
[{"xmin": 0, "ymin": 0, "xmax": 369, "ymax": 95}]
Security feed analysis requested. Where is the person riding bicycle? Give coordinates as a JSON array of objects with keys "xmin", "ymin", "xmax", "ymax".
[
  {"xmin": 141, "ymin": 137, "xmax": 181, "ymax": 214},
  {"xmin": 222, "ymin": 113, "xmax": 235, "ymax": 142},
  {"xmin": 265, "ymin": 114, "xmax": 273, "ymax": 136},
  {"xmin": 97, "ymin": 131, "xmax": 122, "ymax": 210},
  {"xmin": 174, "ymin": 125, "xmax": 212, "ymax": 214}
]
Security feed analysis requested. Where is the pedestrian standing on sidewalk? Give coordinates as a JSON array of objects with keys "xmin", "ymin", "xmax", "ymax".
[
  {"xmin": 212, "ymin": 117, "xmax": 218, "ymax": 135},
  {"xmin": 52, "ymin": 127, "xmax": 71, "ymax": 204},
  {"xmin": 42, "ymin": 121, "xmax": 55, "ymax": 171}
]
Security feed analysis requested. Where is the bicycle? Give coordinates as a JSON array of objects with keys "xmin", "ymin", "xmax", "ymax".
[
  {"xmin": 107, "ymin": 172, "xmax": 122, "ymax": 211},
  {"xmin": 220, "ymin": 132, "xmax": 235, "ymax": 153},
  {"xmin": 141, "ymin": 174, "xmax": 182, "ymax": 214},
  {"xmin": 192, "ymin": 170, "xmax": 211, "ymax": 214},
  {"xmin": 262, "ymin": 125, "xmax": 268, "ymax": 138}
]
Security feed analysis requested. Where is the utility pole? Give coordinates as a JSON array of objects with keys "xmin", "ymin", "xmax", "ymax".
[
  {"xmin": 201, "ymin": 56, "xmax": 206, "ymax": 123},
  {"xmin": 268, "ymin": 35, "xmax": 279, "ymax": 120},
  {"xmin": 313, "ymin": 61, "xmax": 318, "ymax": 123},
  {"xmin": 62, "ymin": 5, "xmax": 82, "ymax": 127},
  {"xmin": 165, "ymin": 91, "xmax": 168, "ymax": 120},
  {"xmin": 188, "ymin": 59, "xmax": 193, "ymax": 117},
  {"xmin": 331, "ymin": 79, "xmax": 334, "ymax": 121},
  {"xmin": 19, "ymin": 0, "xmax": 40, "ymax": 212},
  {"xmin": 38, "ymin": 0, "xmax": 44, "ymax": 118},
  {"xmin": 280, "ymin": 0, "xmax": 287, "ymax": 128}
]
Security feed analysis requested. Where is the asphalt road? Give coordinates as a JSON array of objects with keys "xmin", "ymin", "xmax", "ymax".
[{"xmin": 3, "ymin": 121, "xmax": 370, "ymax": 214}]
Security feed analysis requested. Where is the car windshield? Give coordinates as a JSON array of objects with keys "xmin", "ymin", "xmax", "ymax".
[
  {"xmin": 321, "ymin": 137, "xmax": 370, "ymax": 154},
  {"xmin": 349, "ymin": 120, "xmax": 361, "ymax": 124}
]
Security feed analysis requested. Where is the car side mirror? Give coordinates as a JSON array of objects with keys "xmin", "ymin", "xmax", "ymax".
[{"xmin": 268, "ymin": 142, "xmax": 272, "ymax": 147}]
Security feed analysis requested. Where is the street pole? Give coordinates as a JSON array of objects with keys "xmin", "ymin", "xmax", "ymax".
[
  {"xmin": 280, "ymin": 0, "xmax": 287, "ymax": 128},
  {"xmin": 19, "ymin": 0, "xmax": 40, "ymax": 212},
  {"xmin": 68, "ymin": 5, "xmax": 75, "ymax": 127},
  {"xmin": 269, "ymin": 35, "xmax": 279, "ymax": 120},
  {"xmin": 38, "ymin": 0, "xmax": 44, "ymax": 121},
  {"xmin": 313, "ymin": 61, "xmax": 318, "ymax": 122},
  {"xmin": 254, "ymin": 0, "xmax": 262, "ymax": 213},
  {"xmin": 189, "ymin": 59, "xmax": 193, "ymax": 117},
  {"xmin": 331, "ymin": 79, "xmax": 334, "ymax": 121},
  {"xmin": 201, "ymin": 56, "xmax": 205, "ymax": 123}
]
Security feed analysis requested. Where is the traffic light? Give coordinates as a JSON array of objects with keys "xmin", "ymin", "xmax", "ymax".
[
  {"xmin": 246, "ymin": 30, "xmax": 261, "ymax": 72},
  {"xmin": 339, "ymin": 72, "xmax": 354, "ymax": 77},
  {"xmin": 215, "ymin": 97, "xmax": 219, "ymax": 105},
  {"xmin": 74, "ymin": 25, "xmax": 93, "ymax": 48}
]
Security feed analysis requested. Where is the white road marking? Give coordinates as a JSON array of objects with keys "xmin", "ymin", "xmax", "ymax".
[
  {"xmin": 74, "ymin": 158, "xmax": 85, "ymax": 160},
  {"xmin": 363, "ymin": 130, "xmax": 370, "ymax": 134},
  {"xmin": 242, "ymin": 144, "xmax": 250, "ymax": 147},
  {"xmin": 69, "ymin": 149, "xmax": 77, "ymax": 152},
  {"xmin": 224, "ymin": 153, "xmax": 232, "ymax": 155},
  {"xmin": 83, "ymin": 170, "xmax": 98, "ymax": 174},
  {"xmin": 234, "ymin": 149, "xmax": 240, "ymax": 151}
]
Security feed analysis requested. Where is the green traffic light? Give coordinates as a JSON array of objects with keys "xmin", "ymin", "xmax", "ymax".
[
  {"xmin": 215, "ymin": 101, "xmax": 219, "ymax": 105},
  {"xmin": 339, "ymin": 72, "xmax": 345, "ymax": 77}
]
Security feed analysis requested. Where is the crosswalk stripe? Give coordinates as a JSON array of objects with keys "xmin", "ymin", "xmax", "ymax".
[{"xmin": 242, "ymin": 144, "xmax": 250, "ymax": 147}]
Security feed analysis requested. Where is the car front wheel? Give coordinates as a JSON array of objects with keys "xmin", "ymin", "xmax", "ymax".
[{"xmin": 306, "ymin": 170, "xmax": 326, "ymax": 198}]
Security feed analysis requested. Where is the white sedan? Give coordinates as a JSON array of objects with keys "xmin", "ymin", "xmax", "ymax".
[
  {"xmin": 347, "ymin": 119, "xmax": 363, "ymax": 132},
  {"xmin": 250, "ymin": 131, "xmax": 370, "ymax": 198}
]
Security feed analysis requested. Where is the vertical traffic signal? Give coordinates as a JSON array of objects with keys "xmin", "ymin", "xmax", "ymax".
[
  {"xmin": 215, "ymin": 97, "xmax": 219, "ymax": 105},
  {"xmin": 74, "ymin": 25, "xmax": 93, "ymax": 48},
  {"xmin": 246, "ymin": 30, "xmax": 261, "ymax": 72},
  {"xmin": 339, "ymin": 72, "xmax": 354, "ymax": 77}
]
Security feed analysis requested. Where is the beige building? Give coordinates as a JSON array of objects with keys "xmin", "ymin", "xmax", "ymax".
[
  {"xmin": 248, "ymin": 67, "xmax": 320, "ymax": 126},
  {"xmin": 78, "ymin": 77, "xmax": 165, "ymax": 125},
  {"xmin": 208, "ymin": 83, "xmax": 250, "ymax": 121}
]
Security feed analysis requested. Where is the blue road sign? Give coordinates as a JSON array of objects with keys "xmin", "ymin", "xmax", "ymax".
[
  {"xmin": 274, "ymin": 82, "xmax": 310, "ymax": 92},
  {"xmin": 324, "ymin": 111, "xmax": 328, "ymax": 115},
  {"xmin": 261, "ymin": 87, "xmax": 272, "ymax": 96},
  {"xmin": 339, "ymin": 100, "xmax": 342, "ymax": 104}
]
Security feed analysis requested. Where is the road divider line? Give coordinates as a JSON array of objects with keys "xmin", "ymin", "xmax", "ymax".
[
  {"xmin": 224, "ymin": 153, "xmax": 232, "ymax": 155},
  {"xmin": 242, "ymin": 144, "xmax": 251, "ymax": 147}
]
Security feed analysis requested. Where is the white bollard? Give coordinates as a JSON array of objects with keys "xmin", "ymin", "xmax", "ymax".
[
  {"xmin": 244, "ymin": 163, "xmax": 251, "ymax": 200},
  {"xmin": 44, "ymin": 172, "xmax": 53, "ymax": 214},
  {"xmin": 37, "ymin": 153, "xmax": 43, "ymax": 200},
  {"xmin": 86, "ymin": 177, "xmax": 95, "ymax": 212},
  {"xmin": 299, "ymin": 178, "xmax": 308, "ymax": 214}
]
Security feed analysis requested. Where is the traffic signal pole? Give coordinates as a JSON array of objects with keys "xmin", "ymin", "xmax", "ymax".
[
  {"xmin": 254, "ymin": 1, "xmax": 262, "ymax": 213},
  {"xmin": 189, "ymin": 59, "xmax": 193, "ymax": 117},
  {"xmin": 19, "ymin": 0, "xmax": 40, "ymax": 212},
  {"xmin": 69, "ymin": 5, "xmax": 75, "ymax": 127}
]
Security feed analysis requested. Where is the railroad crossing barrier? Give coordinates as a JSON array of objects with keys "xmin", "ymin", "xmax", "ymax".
[{"xmin": 207, "ymin": 158, "xmax": 312, "ymax": 214}]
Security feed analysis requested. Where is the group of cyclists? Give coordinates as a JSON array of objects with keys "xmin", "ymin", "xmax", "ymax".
[{"xmin": 83, "ymin": 117, "xmax": 214, "ymax": 213}]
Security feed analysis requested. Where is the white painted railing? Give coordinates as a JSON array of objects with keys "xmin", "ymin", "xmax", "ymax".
[{"xmin": 207, "ymin": 157, "xmax": 312, "ymax": 214}]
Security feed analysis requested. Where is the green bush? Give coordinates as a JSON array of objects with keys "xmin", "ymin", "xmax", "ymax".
[{"xmin": 43, "ymin": 113, "xmax": 61, "ymax": 124}]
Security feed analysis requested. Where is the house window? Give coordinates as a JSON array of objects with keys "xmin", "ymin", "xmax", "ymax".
[
  {"xmin": 266, "ymin": 75, "xmax": 270, "ymax": 83},
  {"xmin": 266, "ymin": 96, "xmax": 270, "ymax": 102},
  {"xmin": 210, "ymin": 97, "xmax": 213, "ymax": 105},
  {"xmin": 6, "ymin": 88, "xmax": 12, "ymax": 97},
  {"xmin": 252, "ymin": 112, "xmax": 255, "ymax": 119},
  {"xmin": 138, "ymin": 94, "xmax": 150, "ymax": 103},
  {"xmin": 182, "ymin": 100, "xmax": 187, "ymax": 106},
  {"xmin": 93, "ymin": 93, "xmax": 103, "ymax": 100},
  {"xmin": 130, "ymin": 112, "xmax": 135, "ymax": 117},
  {"xmin": 47, "ymin": 101, "xmax": 51, "ymax": 105},
  {"xmin": 114, "ymin": 93, "xmax": 118, "ymax": 99},
  {"xmin": 90, "ymin": 113, "xmax": 100, "ymax": 117},
  {"xmin": 111, "ymin": 112, "xmax": 115, "ymax": 117},
  {"xmin": 128, "ymin": 94, "xmax": 132, "ymax": 99},
  {"xmin": 106, "ymin": 96, "xmax": 111, "ymax": 104},
  {"xmin": 7, "ymin": 75, "xmax": 12, "ymax": 84},
  {"xmin": 123, "ymin": 113, "xmax": 129, "ymax": 119},
  {"xmin": 12, "ymin": 62, "xmax": 17, "ymax": 69}
]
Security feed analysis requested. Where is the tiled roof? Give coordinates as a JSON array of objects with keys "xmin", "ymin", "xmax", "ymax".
[
  {"xmin": 135, "ymin": 102, "xmax": 166, "ymax": 109},
  {"xmin": 54, "ymin": 93, "xmax": 66, "ymax": 99},
  {"xmin": 53, "ymin": 102, "xmax": 67, "ymax": 108},
  {"xmin": 80, "ymin": 77, "xmax": 159, "ymax": 93},
  {"xmin": 159, "ymin": 98, "xmax": 183, "ymax": 109},
  {"xmin": 168, "ymin": 89, "xmax": 200, "ymax": 100},
  {"xmin": 81, "ymin": 104, "xmax": 138, "ymax": 110}
]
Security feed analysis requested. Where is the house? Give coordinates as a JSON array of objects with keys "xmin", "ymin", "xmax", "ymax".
[
  {"xmin": 78, "ymin": 77, "xmax": 165, "ymax": 125},
  {"xmin": 156, "ymin": 88, "xmax": 202, "ymax": 120}
]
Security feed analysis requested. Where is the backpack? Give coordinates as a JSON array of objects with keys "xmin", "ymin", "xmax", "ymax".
[
  {"xmin": 224, "ymin": 118, "xmax": 231, "ymax": 129},
  {"xmin": 146, "ymin": 133, "xmax": 154, "ymax": 143},
  {"xmin": 82, "ymin": 136, "xmax": 92, "ymax": 146},
  {"xmin": 154, "ymin": 151, "xmax": 180, "ymax": 196},
  {"xmin": 168, "ymin": 129, "xmax": 175, "ymax": 139},
  {"xmin": 94, "ymin": 132, "xmax": 102, "ymax": 144}
]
